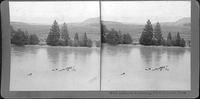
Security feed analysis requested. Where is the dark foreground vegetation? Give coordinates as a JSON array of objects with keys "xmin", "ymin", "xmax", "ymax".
[{"xmin": 11, "ymin": 20, "xmax": 101, "ymax": 47}]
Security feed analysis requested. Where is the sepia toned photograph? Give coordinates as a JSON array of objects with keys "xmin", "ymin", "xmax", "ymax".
[
  {"xmin": 101, "ymin": 1, "xmax": 191, "ymax": 90},
  {"xmin": 9, "ymin": 1, "xmax": 101, "ymax": 91}
]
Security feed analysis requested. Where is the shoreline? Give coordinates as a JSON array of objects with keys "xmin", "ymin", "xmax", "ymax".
[
  {"xmin": 102, "ymin": 43, "xmax": 191, "ymax": 49},
  {"xmin": 11, "ymin": 43, "xmax": 190, "ymax": 49},
  {"xmin": 11, "ymin": 44, "xmax": 100, "ymax": 49}
]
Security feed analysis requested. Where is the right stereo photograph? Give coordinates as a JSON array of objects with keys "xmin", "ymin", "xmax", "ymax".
[{"xmin": 101, "ymin": 1, "xmax": 191, "ymax": 90}]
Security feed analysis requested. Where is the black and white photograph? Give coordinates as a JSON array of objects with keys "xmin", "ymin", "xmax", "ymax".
[
  {"xmin": 1, "ymin": 0, "xmax": 199, "ymax": 98},
  {"xmin": 101, "ymin": 1, "xmax": 191, "ymax": 90},
  {"xmin": 9, "ymin": 1, "xmax": 101, "ymax": 91},
  {"xmin": 6, "ymin": 0, "xmax": 193, "ymax": 93}
]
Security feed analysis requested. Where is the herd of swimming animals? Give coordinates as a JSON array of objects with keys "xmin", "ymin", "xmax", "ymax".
[
  {"xmin": 145, "ymin": 65, "xmax": 169, "ymax": 71},
  {"xmin": 119, "ymin": 66, "xmax": 169, "ymax": 77},
  {"xmin": 27, "ymin": 66, "xmax": 76, "ymax": 76},
  {"xmin": 27, "ymin": 65, "xmax": 169, "ymax": 76},
  {"xmin": 119, "ymin": 66, "xmax": 169, "ymax": 76},
  {"xmin": 51, "ymin": 66, "xmax": 76, "ymax": 72}
]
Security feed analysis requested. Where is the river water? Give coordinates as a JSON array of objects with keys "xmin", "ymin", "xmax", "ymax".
[
  {"xmin": 10, "ymin": 45, "xmax": 190, "ymax": 91},
  {"xmin": 101, "ymin": 45, "xmax": 190, "ymax": 90},
  {"xmin": 10, "ymin": 45, "xmax": 100, "ymax": 91}
]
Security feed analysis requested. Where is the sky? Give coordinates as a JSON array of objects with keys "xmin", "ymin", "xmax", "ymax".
[
  {"xmin": 9, "ymin": 1, "xmax": 100, "ymax": 25},
  {"xmin": 9, "ymin": 1, "xmax": 190, "ymax": 25},
  {"xmin": 102, "ymin": 1, "xmax": 191, "ymax": 24}
]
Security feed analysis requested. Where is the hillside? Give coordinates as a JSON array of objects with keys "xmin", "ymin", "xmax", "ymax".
[
  {"xmin": 10, "ymin": 18, "xmax": 101, "ymax": 41},
  {"xmin": 103, "ymin": 17, "xmax": 191, "ymax": 41},
  {"xmin": 11, "ymin": 17, "xmax": 191, "ymax": 42}
]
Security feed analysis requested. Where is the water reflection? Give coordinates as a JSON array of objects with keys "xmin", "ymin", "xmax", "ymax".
[
  {"xmin": 45, "ymin": 47, "xmax": 95, "ymax": 69},
  {"xmin": 102, "ymin": 45, "xmax": 132, "ymax": 56},
  {"xmin": 165, "ymin": 47, "xmax": 186, "ymax": 62},
  {"xmin": 102, "ymin": 45, "xmax": 190, "ymax": 90},
  {"xmin": 46, "ymin": 47, "xmax": 60, "ymax": 68},
  {"xmin": 27, "ymin": 46, "xmax": 39, "ymax": 55},
  {"xmin": 11, "ymin": 46, "xmax": 100, "ymax": 91},
  {"xmin": 73, "ymin": 48, "xmax": 93, "ymax": 62},
  {"xmin": 139, "ymin": 46, "xmax": 187, "ymax": 67},
  {"xmin": 12, "ymin": 45, "xmax": 38, "ymax": 57},
  {"xmin": 139, "ymin": 46, "xmax": 154, "ymax": 66},
  {"xmin": 153, "ymin": 48, "xmax": 163, "ymax": 66}
]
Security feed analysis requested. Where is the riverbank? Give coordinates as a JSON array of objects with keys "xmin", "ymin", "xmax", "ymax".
[
  {"xmin": 102, "ymin": 43, "xmax": 191, "ymax": 49},
  {"xmin": 11, "ymin": 44, "xmax": 100, "ymax": 49}
]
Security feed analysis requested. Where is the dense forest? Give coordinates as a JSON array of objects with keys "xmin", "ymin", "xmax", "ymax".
[
  {"xmin": 11, "ymin": 25, "xmax": 39, "ymax": 46},
  {"xmin": 139, "ymin": 20, "xmax": 187, "ymax": 47},
  {"xmin": 101, "ymin": 24, "xmax": 133, "ymax": 45},
  {"xmin": 102, "ymin": 20, "xmax": 189, "ymax": 47},
  {"xmin": 11, "ymin": 20, "xmax": 101, "ymax": 47},
  {"xmin": 11, "ymin": 19, "xmax": 189, "ymax": 48}
]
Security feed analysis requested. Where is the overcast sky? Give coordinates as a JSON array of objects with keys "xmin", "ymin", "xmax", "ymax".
[
  {"xmin": 9, "ymin": 1, "xmax": 190, "ymax": 25},
  {"xmin": 102, "ymin": 1, "xmax": 191, "ymax": 24},
  {"xmin": 9, "ymin": 1, "xmax": 100, "ymax": 25}
]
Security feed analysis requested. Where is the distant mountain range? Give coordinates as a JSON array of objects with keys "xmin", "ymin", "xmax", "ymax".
[
  {"xmin": 10, "ymin": 17, "xmax": 191, "ymax": 41},
  {"xmin": 102, "ymin": 17, "xmax": 191, "ymax": 41},
  {"xmin": 11, "ymin": 18, "xmax": 101, "ymax": 41},
  {"xmin": 158, "ymin": 17, "xmax": 190, "ymax": 26}
]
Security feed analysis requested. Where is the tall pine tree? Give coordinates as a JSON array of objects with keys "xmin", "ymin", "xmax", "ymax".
[
  {"xmin": 167, "ymin": 32, "xmax": 172, "ymax": 46},
  {"xmin": 175, "ymin": 32, "xmax": 181, "ymax": 46},
  {"xmin": 154, "ymin": 22, "xmax": 163, "ymax": 45},
  {"xmin": 83, "ymin": 32, "xmax": 88, "ymax": 46},
  {"xmin": 73, "ymin": 33, "xmax": 79, "ymax": 47},
  {"xmin": 46, "ymin": 20, "xmax": 60, "ymax": 46},
  {"xmin": 60, "ymin": 23, "xmax": 70, "ymax": 45},
  {"xmin": 139, "ymin": 20, "xmax": 153, "ymax": 45}
]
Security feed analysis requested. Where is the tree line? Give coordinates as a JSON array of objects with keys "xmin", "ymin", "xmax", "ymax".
[
  {"xmin": 101, "ymin": 24, "xmax": 133, "ymax": 45},
  {"xmin": 10, "ymin": 20, "xmax": 101, "ymax": 47},
  {"xmin": 11, "ymin": 25, "xmax": 40, "ymax": 46},
  {"xmin": 46, "ymin": 20, "xmax": 99, "ymax": 47},
  {"xmin": 10, "ymin": 20, "xmax": 188, "ymax": 47},
  {"xmin": 101, "ymin": 20, "xmax": 189, "ymax": 47},
  {"xmin": 139, "ymin": 20, "xmax": 186, "ymax": 47}
]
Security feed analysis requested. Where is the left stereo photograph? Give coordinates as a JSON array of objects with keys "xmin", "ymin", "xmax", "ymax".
[{"xmin": 9, "ymin": 1, "xmax": 101, "ymax": 91}]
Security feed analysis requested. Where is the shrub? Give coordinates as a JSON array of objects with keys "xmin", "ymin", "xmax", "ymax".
[
  {"xmin": 11, "ymin": 29, "xmax": 27, "ymax": 46},
  {"xmin": 123, "ymin": 33, "xmax": 133, "ymax": 44},
  {"xmin": 105, "ymin": 28, "xmax": 120, "ymax": 45},
  {"xmin": 86, "ymin": 39, "xmax": 93, "ymax": 47},
  {"xmin": 29, "ymin": 34, "xmax": 40, "ymax": 45}
]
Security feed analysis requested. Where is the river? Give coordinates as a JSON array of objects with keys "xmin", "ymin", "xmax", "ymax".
[
  {"xmin": 10, "ymin": 45, "xmax": 190, "ymax": 91},
  {"xmin": 101, "ymin": 45, "xmax": 190, "ymax": 90},
  {"xmin": 10, "ymin": 45, "xmax": 100, "ymax": 91}
]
